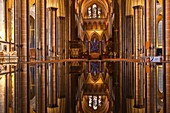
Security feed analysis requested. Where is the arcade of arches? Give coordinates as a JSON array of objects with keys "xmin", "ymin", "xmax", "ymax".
[{"xmin": 0, "ymin": 0, "xmax": 170, "ymax": 113}]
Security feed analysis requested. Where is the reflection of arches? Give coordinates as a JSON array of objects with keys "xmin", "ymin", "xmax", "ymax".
[{"xmin": 90, "ymin": 33, "xmax": 100, "ymax": 52}]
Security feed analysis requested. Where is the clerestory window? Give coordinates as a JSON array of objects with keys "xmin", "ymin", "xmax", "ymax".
[{"xmin": 88, "ymin": 4, "xmax": 102, "ymax": 18}]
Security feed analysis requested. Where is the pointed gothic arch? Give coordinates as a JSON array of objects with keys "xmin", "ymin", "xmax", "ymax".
[{"xmin": 90, "ymin": 33, "xmax": 100, "ymax": 53}]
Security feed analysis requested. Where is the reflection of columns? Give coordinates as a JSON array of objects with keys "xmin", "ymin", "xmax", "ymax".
[
  {"xmin": 145, "ymin": 0, "xmax": 157, "ymax": 112},
  {"xmin": 7, "ymin": 74, "xmax": 12, "ymax": 113},
  {"xmin": 133, "ymin": 6, "xmax": 144, "ymax": 109},
  {"xmin": 14, "ymin": 0, "xmax": 21, "ymax": 112},
  {"xmin": 14, "ymin": 0, "xmax": 29, "ymax": 113},
  {"xmin": 40, "ymin": 0, "xmax": 47, "ymax": 112},
  {"xmin": 20, "ymin": 0, "xmax": 29, "ymax": 112},
  {"xmin": 35, "ymin": 0, "xmax": 47, "ymax": 112},
  {"xmin": 57, "ymin": 63, "xmax": 65, "ymax": 98},
  {"xmin": 125, "ymin": 15, "xmax": 134, "ymax": 113},
  {"xmin": 47, "ymin": 7, "xmax": 58, "ymax": 108},
  {"xmin": 150, "ymin": 0, "xmax": 156, "ymax": 112},
  {"xmin": 35, "ymin": 0, "xmax": 42, "ymax": 112},
  {"xmin": 164, "ymin": 0, "xmax": 170, "ymax": 112}
]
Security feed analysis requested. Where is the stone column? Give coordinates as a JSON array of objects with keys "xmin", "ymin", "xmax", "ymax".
[
  {"xmin": 164, "ymin": 0, "xmax": 170, "ymax": 112},
  {"xmin": 57, "ymin": 17, "xmax": 65, "ymax": 60},
  {"xmin": 14, "ymin": 0, "xmax": 21, "ymax": 112},
  {"xmin": 64, "ymin": 0, "xmax": 69, "ymax": 60},
  {"xmin": 125, "ymin": 15, "xmax": 134, "ymax": 113},
  {"xmin": 14, "ymin": 0, "xmax": 30, "ymax": 113},
  {"xmin": 47, "ymin": 7, "xmax": 58, "ymax": 108},
  {"xmin": 145, "ymin": 0, "xmax": 157, "ymax": 112},
  {"xmin": 133, "ymin": 5, "xmax": 145, "ymax": 110},
  {"xmin": 150, "ymin": 0, "xmax": 157, "ymax": 112},
  {"xmin": 7, "ymin": 6, "xmax": 13, "ymax": 113},
  {"xmin": 35, "ymin": 0, "xmax": 47, "ymax": 112}
]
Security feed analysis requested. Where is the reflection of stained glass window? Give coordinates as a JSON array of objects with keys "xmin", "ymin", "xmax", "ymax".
[
  {"xmin": 93, "ymin": 96, "xmax": 98, "ymax": 110},
  {"xmin": 158, "ymin": 66, "xmax": 163, "ymax": 93},
  {"xmin": 88, "ymin": 95, "xmax": 102, "ymax": 110},
  {"xmin": 98, "ymin": 96, "xmax": 102, "ymax": 106},
  {"xmin": 87, "ymin": 4, "xmax": 102, "ymax": 18},
  {"xmin": 89, "ymin": 96, "xmax": 92, "ymax": 107},
  {"xmin": 90, "ymin": 62, "xmax": 100, "ymax": 74}
]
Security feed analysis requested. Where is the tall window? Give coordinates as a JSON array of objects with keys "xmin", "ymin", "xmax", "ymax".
[
  {"xmin": 88, "ymin": 4, "xmax": 102, "ymax": 18},
  {"xmin": 158, "ymin": 20, "xmax": 162, "ymax": 47}
]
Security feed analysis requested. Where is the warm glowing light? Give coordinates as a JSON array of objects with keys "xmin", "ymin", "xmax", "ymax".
[
  {"xmin": 0, "ymin": 30, "xmax": 5, "ymax": 41},
  {"xmin": 133, "ymin": 0, "xmax": 144, "ymax": 6},
  {"xmin": 47, "ymin": 0, "xmax": 58, "ymax": 8},
  {"xmin": 0, "ymin": 75, "xmax": 5, "ymax": 83}
]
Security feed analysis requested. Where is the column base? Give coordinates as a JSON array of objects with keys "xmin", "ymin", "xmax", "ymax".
[{"xmin": 126, "ymin": 98, "xmax": 134, "ymax": 113}]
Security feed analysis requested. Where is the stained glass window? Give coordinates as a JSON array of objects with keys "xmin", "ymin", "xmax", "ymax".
[
  {"xmin": 90, "ymin": 37, "xmax": 100, "ymax": 52},
  {"xmin": 87, "ymin": 4, "xmax": 102, "ymax": 18}
]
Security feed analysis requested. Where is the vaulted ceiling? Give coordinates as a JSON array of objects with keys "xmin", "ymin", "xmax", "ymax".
[{"xmin": 76, "ymin": 0, "xmax": 113, "ymax": 18}]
